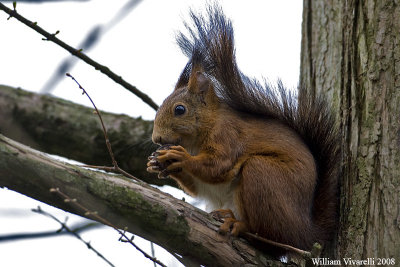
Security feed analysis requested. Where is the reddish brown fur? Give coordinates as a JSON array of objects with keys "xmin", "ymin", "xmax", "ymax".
[{"xmin": 147, "ymin": 4, "xmax": 339, "ymax": 252}]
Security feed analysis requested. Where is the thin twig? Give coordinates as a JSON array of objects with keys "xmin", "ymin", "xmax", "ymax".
[
  {"xmin": 0, "ymin": 2, "xmax": 158, "ymax": 111},
  {"xmin": 0, "ymin": 222, "xmax": 101, "ymax": 242},
  {"xmin": 50, "ymin": 188, "xmax": 167, "ymax": 267},
  {"xmin": 82, "ymin": 164, "xmax": 140, "ymax": 181},
  {"xmin": 151, "ymin": 242, "xmax": 157, "ymax": 267},
  {"xmin": 243, "ymin": 232, "xmax": 312, "ymax": 259},
  {"xmin": 66, "ymin": 73, "xmax": 141, "ymax": 182},
  {"xmin": 32, "ymin": 206, "xmax": 115, "ymax": 267},
  {"xmin": 66, "ymin": 74, "xmax": 117, "ymax": 167}
]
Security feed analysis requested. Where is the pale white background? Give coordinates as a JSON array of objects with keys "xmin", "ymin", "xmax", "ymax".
[{"xmin": 0, "ymin": 0, "xmax": 303, "ymax": 266}]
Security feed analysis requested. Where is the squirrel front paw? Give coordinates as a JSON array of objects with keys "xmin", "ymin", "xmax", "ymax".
[
  {"xmin": 147, "ymin": 145, "xmax": 190, "ymax": 179},
  {"xmin": 147, "ymin": 144, "xmax": 175, "ymax": 178},
  {"xmin": 157, "ymin": 145, "xmax": 191, "ymax": 175}
]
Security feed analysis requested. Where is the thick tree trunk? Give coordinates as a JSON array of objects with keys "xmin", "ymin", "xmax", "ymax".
[
  {"xmin": 301, "ymin": 0, "xmax": 400, "ymax": 260},
  {"xmin": 0, "ymin": 85, "xmax": 176, "ymax": 187}
]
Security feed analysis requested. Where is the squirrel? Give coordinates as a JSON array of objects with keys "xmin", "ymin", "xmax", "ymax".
[{"xmin": 147, "ymin": 4, "xmax": 339, "ymax": 252}]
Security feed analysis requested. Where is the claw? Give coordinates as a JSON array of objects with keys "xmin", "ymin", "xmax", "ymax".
[
  {"xmin": 158, "ymin": 169, "xmax": 170, "ymax": 179},
  {"xmin": 210, "ymin": 209, "xmax": 247, "ymax": 236},
  {"xmin": 147, "ymin": 165, "xmax": 161, "ymax": 173},
  {"xmin": 210, "ymin": 209, "xmax": 235, "ymax": 221},
  {"xmin": 219, "ymin": 218, "xmax": 248, "ymax": 236},
  {"xmin": 148, "ymin": 155, "xmax": 157, "ymax": 161}
]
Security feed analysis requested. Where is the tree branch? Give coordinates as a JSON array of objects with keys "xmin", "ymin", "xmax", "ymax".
[
  {"xmin": 0, "ymin": 85, "xmax": 176, "ymax": 187},
  {"xmin": 49, "ymin": 187, "xmax": 167, "ymax": 267},
  {"xmin": 0, "ymin": 2, "xmax": 159, "ymax": 111},
  {"xmin": 33, "ymin": 207, "xmax": 116, "ymax": 267},
  {"xmin": 0, "ymin": 134, "xmax": 286, "ymax": 266},
  {"xmin": 0, "ymin": 219, "xmax": 102, "ymax": 242}
]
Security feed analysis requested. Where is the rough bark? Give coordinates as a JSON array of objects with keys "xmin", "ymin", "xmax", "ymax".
[
  {"xmin": 301, "ymin": 0, "xmax": 400, "ymax": 259},
  {"xmin": 0, "ymin": 134, "xmax": 288, "ymax": 267},
  {"xmin": 0, "ymin": 85, "xmax": 176, "ymax": 187}
]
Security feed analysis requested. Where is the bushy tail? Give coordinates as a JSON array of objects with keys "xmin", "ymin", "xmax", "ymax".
[{"xmin": 176, "ymin": 4, "xmax": 340, "ymax": 241}]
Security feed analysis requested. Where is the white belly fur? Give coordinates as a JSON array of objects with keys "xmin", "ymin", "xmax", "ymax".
[{"xmin": 193, "ymin": 179, "xmax": 241, "ymax": 220}]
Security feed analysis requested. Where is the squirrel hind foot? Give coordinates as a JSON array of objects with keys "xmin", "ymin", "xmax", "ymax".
[
  {"xmin": 210, "ymin": 208, "xmax": 236, "ymax": 221},
  {"xmin": 210, "ymin": 209, "xmax": 248, "ymax": 236},
  {"xmin": 219, "ymin": 218, "xmax": 248, "ymax": 236}
]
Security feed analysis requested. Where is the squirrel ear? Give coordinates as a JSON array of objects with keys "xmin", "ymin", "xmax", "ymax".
[{"xmin": 188, "ymin": 71, "xmax": 211, "ymax": 94}]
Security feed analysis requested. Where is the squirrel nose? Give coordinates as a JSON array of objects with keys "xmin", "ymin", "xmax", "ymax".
[{"xmin": 152, "ymin": 135, "xmax": 162, "ymax": 145}]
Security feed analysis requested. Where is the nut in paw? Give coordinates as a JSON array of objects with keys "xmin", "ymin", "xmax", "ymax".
[{"xmin": 147, "ymin": 144, "xmax": 177, "ymax": 179}]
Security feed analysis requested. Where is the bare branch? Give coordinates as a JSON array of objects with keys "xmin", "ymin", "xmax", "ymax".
[
  {"xmin": 0, "ymin": 2, "xmax": 159, "ymax": 111},
  {"xmin": 66, "ymin": 73, "xmax": 141, "ymax": 183},
  {"xmin": 49, "ymin": 188, "xmax": 167, "ymax": 267},
  {"xmin": 243, "ymin": 232, "xmax": 312, "ymax": 258},
  {"xmin": 0, "ymin": 220, "xmax": 102, "ymax": 241},
  {"xmin": 32, "ymin": 206, "xmax": 116, "ymax": 267}
]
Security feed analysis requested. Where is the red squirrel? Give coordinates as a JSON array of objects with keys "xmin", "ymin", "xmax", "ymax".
[{"xmin": 147, "ymin": 5, "xmax": 339, "ymax": 251}]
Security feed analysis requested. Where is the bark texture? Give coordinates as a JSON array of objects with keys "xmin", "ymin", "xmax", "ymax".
[
  {"xmin": 0, "ymin": 85, "xmax": 175, "ymax": 187},
  {"xmin": 0, "ymin": 134, "xmax": 287, "ymax": 267},
  {"xmin": 301, "ymin": 0, "xmax": 400, "ymax": 259}
]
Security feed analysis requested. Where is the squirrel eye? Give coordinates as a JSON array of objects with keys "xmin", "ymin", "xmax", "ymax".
[{"xmin": 174, "ymin": 105, "xmax": 186, "ymax": 116}]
